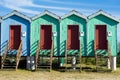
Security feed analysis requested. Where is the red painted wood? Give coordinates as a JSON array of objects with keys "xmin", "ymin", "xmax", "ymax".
[
  {"xmin": 67, "ymin": 25, "xmax": 79, "ymax": 50},
  {"xmin": 40, "ymin": 25, "xmax": 52, "ymax": 49},
  {"xmin": 95, "ymin": 25, "xmax": 107, "ymax": 49},
  {"xmin": 10, "ymin": 25, "xmax": 21, "ymax": 50}
]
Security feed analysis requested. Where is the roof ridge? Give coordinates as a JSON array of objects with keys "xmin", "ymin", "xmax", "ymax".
[
  {"xmin": 88, "ymin": 10, "xmax": 120, "ymax": 22},
  {"xmin": 2, "ymin": 10, "xmax": 31, "ymax": 22}
]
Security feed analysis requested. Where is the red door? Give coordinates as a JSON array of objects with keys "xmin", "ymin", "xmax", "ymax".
[
  {"xmin": 10, "ymin": 25, "xmax": 21, "ymax": 50},
  {"xmin": 67, "ymin": 25, "xmax": 79, "ymax": 50},
  {"xmin": 95, "ymin": 25, "xmax": 107, "ymax": 49},
  {"xmin": 40, "ymin": 25, "xmax": 52, "ymax": 49}
]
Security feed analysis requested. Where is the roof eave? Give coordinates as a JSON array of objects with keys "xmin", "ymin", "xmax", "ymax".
[
  {"xmin": 88, "ymin": 10, "xmax": 120, "ymax": 23},
  {"xmin": 61, "ymin": 10, "xmax": 87, "ymax": 20},
  {"xmin": 2, "ymin": 10, "xmax": 31, "ymax": 22},
  {"xmin": 32, "ymin": 10, "xmax": 60, "ymax": 20}
]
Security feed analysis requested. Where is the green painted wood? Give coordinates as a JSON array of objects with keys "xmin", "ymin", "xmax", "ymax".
[
  {"xmin": 60, "ymin": 14, "xmax": 87, "ymax": 57},
  {"xmin": 87, "ymin": 14, "xmax": 118, "ymax": 56},
  {"xmin": 30, "ymin": 14, "xmax": 60, "ymax": 56},
  {"xmin": 30, "ymin": 13, "xmax": 118, "ymax": 58}
]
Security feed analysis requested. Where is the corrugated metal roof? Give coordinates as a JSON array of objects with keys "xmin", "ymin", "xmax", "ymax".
[
  {"xmin": 2, "ymin": 10, "xmax": 31, "ymax": 22},
  {"xmin": 88, "ymin": 10, "xmax": 120, "ymax": 22},
  {"xmin": 61, "ymin": 10, "xmax": 87, "ymax": 20},
  {"xmin": 32, "ymin": 10, "xmax": 60, "ymax": 20}
]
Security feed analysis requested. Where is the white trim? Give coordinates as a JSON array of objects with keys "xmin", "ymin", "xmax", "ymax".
[
  {"xmin": 32, "ymin": 10, "xmax": 60, "ymax": 20},
  {"xmin": 61, "ymin": 10, "xmax": 87, "ymax": 20},
  {"xmin": 88, "ymin": 10, "xmax": 120, "ymax": 22},
  {"xmin": 2, "ymin": 10, "xmax": 31, "ymax": 22}
]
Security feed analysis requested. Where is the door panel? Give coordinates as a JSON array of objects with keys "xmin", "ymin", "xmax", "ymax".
[
  {"xmin": 10, "ymin": 25, "xmax": 21, "ymax": 50},
  {"xmin": 40, "ymin": 25, "xmax": 52, "ymax": 49},
  {"xmin": 95, "ymin": 25, "xmax": 107, "ymax": 49},
  {"xmin": 67, "ymin": 25, "xmax": 79, "ymax": 50}
]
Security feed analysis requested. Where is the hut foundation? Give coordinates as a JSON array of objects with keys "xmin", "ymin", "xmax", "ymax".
[{"xmin": 112, "ymin": 56, "xmax": 116, "ymax": 71}]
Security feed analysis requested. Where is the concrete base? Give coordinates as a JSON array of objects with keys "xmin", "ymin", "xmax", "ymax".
[
  {"xmin": 107, "ymin": 57, "xmax": 116, "ymax": 71},
  {"xmin": 72, "ymin": 56, "xmax": 76, "ymax": 70},
  {"xmin": 26, "ymin": 56, "xmax": 31, "ymax": 70},
  {"xmin": 60, "ymin": 63, "xmax": 63, "ymax": 67},
  {"xmin": 112, "ymin": 57, "xmax": 116, "ymax": 71},
  {"xmin": 30, "ymin": 56, "xmax": 35, "ymax": 70},
  {"xmin": 59, "ymin": 58, "xmax": 64, "ymax": 67},
  {"xmin": 26, "ymin": 56, "xmax": 35, "ymax": 70}
]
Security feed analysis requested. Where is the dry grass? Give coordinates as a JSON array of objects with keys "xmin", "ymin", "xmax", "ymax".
[{"xmin": 0, "ymin": 68, "xmax": 120, "ymax": 80}]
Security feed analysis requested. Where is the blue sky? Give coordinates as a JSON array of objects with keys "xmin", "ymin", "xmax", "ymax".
[{"xmin": 0, "ymin": 0, "xmax": 120, "ymax": 42}]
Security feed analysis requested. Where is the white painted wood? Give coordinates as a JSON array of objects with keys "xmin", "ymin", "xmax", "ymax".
[{"xmin": 112, "ymin": 57, "xmax": 116, "ymax": 71}]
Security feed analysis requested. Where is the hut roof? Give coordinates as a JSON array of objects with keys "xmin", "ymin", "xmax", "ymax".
[
  {"xmin": 32, "ymin": 10, "xmax": 60, "ymax": 20},
  {"xmin": 88, "ymin": 10, "xmax": 120, "ymax": 22},
  {"xmin": 61, "ymin": 10, "xmax": 87, "ymax": 20},
  {"xmin": 2, "ymin": 10, "xmax": 31, "ymax": 22}
]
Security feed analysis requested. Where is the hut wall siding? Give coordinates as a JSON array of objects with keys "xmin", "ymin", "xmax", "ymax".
[
  {"xmin": 60, "ymin": 15, "xmax": 87, "ymax": 56},
  {"xmin": 87, "ymin": 15, "xmax": 118, "ymax": 56},
  {"xmin": 0, "ymin": 11, "xmax": 118, "ymax": 58},
  {"xmin": 1, "ymin": 15, "xmax": 30, "ymax": 56},
  {"xmin": 31, "ymin": 15, "xmax": 60, "ymax": 56}
]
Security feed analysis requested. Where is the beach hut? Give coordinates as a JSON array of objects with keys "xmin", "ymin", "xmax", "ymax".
[
  {"xmin": 87, "ymin": 10, "xmax": 119, "ymax": 70},
  {"xmin": 60, "ymin": 10, "xmax": 87, "ymax": 70},
  {"xmin": 31, "ymin": 10, "xmax": 60, "ymax": 70},
  {"xmin": 0, "ymin": 10, "xmax": 31, "ymax": 69}
]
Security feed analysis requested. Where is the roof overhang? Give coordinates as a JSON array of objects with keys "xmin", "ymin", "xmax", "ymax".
[
  {"xmin": 2, "ymin": 10, "xmax": 31, "ymax": 22},
  {"xmin": 61, "ymin": 10, "xmax": 87, "ymax": 20},
  {"xmin": 32, "ymin": 10, "xmax": 60, "ymax": 20},
  {"xmin": 88, "ymin": 10, "xmax": 120, "ymax": 23}
]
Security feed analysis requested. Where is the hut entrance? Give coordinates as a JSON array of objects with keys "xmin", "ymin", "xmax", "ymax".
[
  {"xmin": 35, "ymin": 25, "xmax": 53, "ymax": 71},
  {"xmin": 10, "ymin": 25, "xmax": 21, "ymax": 50},
  {"xmin": 40, "ymin": 25, "xmax": 52, "ymax": 49},
  {"xmin": 67, "ymin": 25, "xmax": 79, "ymax": 50},
  {"xmin": 2, "ymin": 25, "xmax": 22, "ymax": 70},
  {"xmin": 94, "ymin": 25, "xmax": 111, "ymax": 71},
  {"xmin": 95, "ymin": 25, "xmax": 107, "ymax": 49},
  {"xmin": 65, "ymin": 25, "xmax": 82, "ymax": 71}
]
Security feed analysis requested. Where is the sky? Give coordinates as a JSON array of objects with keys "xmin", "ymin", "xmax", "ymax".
[{"xmin": 0, "ymin": 0, "xmax": 120, "ymax": 41}]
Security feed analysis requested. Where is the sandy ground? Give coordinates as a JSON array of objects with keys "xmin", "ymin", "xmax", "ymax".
[{"xmin": 0, "ymin": 68, "xmax": 120, "ymax": 80}]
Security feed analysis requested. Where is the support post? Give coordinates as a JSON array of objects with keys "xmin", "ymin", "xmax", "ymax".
[
  {"xmin": 112, "ymin": 56, "xmax": 116, "ymax": 71},
  {"xmin": 72, "ymin": 56, "xmax": 76, "ymax": 70},
  {"xmin": 16, "ymin": 41, "xmax": 22, "ymax": 70},
  {"xmin": 59, "ymin": 58, "xmax": 63, "ymax": 67},
  {"xmin": 107, "ymin": 58, "xmax": 111, "ymax": 69},
  {"xmin": 94, "ymin": 41, "xmax": 97, "ymax": 70},
  {"xmin": 31, "ymin": 56, "xmax": 35, "ymax": 70},
  {"xmin": 50, "ymin": 40, "xmax": 54, "ymax": 72},
  {"xmin": 26, "ymin": 56, "xmax": 31, "ymax": 70},
  {"xmin": 80, "ymin": 43, "xmax": 82, "ymax": 71},
  {"xmin": 65, "ymin": 40, "xmax": 68, "ymax": 70}
]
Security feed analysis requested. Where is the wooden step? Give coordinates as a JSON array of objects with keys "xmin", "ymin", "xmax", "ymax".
[
  {"xmin": 37, "ymin": 65, "xmax": 50, "ymax": 68},
  {"xmin": 3, "ymin": 66, "xmax": 16, "ymax": 68}
]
